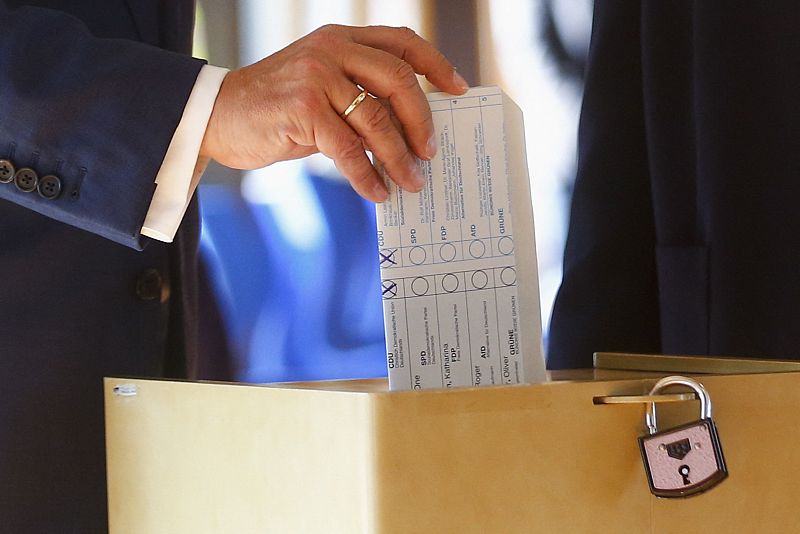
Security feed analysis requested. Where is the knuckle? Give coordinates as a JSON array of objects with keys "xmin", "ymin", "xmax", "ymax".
[
  {"xmin": 396, "ymin": 26, "xmax": 418, "ymax": 42},
  {"xmin": 337, "ymin": 135, "xmax": 366, "ymax": 162},
  {"xmin": 361, "ymin": 102, "xmax": 393, "ymax": 134},
  {"xmin": 292, "ymin": 53, "xmax": 327, "ymax": 79},
  {"xmin": 391, "ymin": 60, "xmax": 418, "ymax": 89},
  {"xmin": 317, "ymin": 23, "xmax": 342, "ymax": 35},
  {"xmin": 311, "ymin": 24, "xmax": 344, "ymax": 46}
]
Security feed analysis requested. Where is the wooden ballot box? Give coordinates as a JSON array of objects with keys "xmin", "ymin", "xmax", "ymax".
[{"xmin": 105, "ymin": 368, "xmax": 800, "ymax": 533}]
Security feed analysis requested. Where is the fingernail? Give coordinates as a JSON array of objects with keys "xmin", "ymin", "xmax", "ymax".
[
  {"xmin": 426, "ymin": 135, "xmax": 438, "ymax": 159},
  {"xmin": 373, "ymin": 181, "xmax": 389, "ymax": 202},
  {"xmin": 410, "ymin": 160, "xmax": 426, "ymax": 190},
  {"xmin": 453, "ymin": 69, "xmax": 469, "ymax": 91}
]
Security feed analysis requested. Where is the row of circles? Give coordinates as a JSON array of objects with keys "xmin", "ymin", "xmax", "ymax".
[
  {"xmin": 403, "ymin": 236, "xmax": 514, "ymax": 266},
  {"xmin": 382, "ymin": 268, "xmax": 517, "ymax": 299}
]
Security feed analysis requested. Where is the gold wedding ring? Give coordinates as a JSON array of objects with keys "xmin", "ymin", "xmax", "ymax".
[{"xmin": 342, "ymin": 89, "xmax": 368, "ymax": 119}]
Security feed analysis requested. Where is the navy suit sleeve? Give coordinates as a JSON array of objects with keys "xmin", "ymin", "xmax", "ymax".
[{"xmin": 0, "ymin": 1, "xmax": 205, "ymax": 248}]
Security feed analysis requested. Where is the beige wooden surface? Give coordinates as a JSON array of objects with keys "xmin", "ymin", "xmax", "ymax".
[{"xmin": 105, "ymin": 371, "xmax": 800, "ymax": 533}]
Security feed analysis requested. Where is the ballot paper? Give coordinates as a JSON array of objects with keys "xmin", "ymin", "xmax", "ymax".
[{"xmin": 376, "ymin": 86, "xmax": 546, "ymax": 390}]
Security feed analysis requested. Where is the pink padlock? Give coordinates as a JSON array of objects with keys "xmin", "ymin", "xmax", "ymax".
[{"xmin": 639, "ymin": 376, "xmax": 728, "ymax": 498}]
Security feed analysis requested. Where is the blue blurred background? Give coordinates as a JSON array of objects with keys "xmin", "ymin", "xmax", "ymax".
[{"xmin": 198, "ymin": 167, "xmax": 387, "ymax": 382}]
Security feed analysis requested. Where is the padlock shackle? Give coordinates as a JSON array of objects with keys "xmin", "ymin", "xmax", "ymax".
[{"xmin": 645, "ymin": 376, "xmax": 712, "ymax": 435}]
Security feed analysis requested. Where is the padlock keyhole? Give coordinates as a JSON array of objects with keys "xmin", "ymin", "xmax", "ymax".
[{"xmin": 679, "ymin": 464, "xmax": 691, "ymax": 485}]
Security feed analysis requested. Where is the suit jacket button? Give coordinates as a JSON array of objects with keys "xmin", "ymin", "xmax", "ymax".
[
  {"xmin": 135, "ymin": 268, "xmax": 168, "ymax": 302},
  {"xmin": 38, "ymin": 175, "xmax": 62, "ymax": 199},
  {"xmin": 14, "ymin": 168, "xmax": 38, "ymax": 192},
  {"xmin": 0, "ymin": 160, "xmax": 14, "ymax": 183}
]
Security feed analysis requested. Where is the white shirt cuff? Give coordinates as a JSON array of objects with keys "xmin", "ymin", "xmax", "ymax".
[{"xmin": 141, "ymin": 64, "xmax": 229, "ymax": 242}]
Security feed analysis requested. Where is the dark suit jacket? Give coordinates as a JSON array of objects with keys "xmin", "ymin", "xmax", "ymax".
[
  {"xmin": 548, "ymin": 1, "xmax": 800, "ymax": 369},
  {"xmin": 0, "ymin": 1, "xmax": 203, "ymax": 530}
]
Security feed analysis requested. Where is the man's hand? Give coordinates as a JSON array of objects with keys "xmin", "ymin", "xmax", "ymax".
[{"xmin": 199, "ymin": 24, "xmax": 469, "ymax": 202}]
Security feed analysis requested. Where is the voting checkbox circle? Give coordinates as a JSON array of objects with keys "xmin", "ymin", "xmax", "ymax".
[
  {"xmin": 409, "ymin": 246, "xmax": 427, "ymax": 265},
  {"xmin": 381, "ymin": 280, "xmax": 398, "ymax": 299},
  {"xmin": 441, "ymin": 273, "xmax": 460, "ymax": 293},
  {"xmin": 471, "ymin": 270, "xmax": 489, "ymax": 289},
  {"xmin": 500, "ymin": 267, "xmax": 517, "ymax": 286},
  {"xmin": 439, "ymin": 243, "xmax": 457, "ymax": 262},
  {"xmin": 498, "ymin": 236, "xmax": 514, "ymax": 255},
  {"xmin": 469, "ymin": 239, "xmax": 486, "ymax": 259},
  {"xmin": 411, "ymin": 277, "xmax": 430, "ymax": 296},
  {"xmin": 379, "ymin": 249, "xmax": 398, "ymax": 268}
]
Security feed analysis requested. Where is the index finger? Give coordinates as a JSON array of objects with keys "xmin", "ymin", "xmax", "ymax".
[{"xmin": 346, "ymin": 26, "xmax": 469, "ymax": 95}]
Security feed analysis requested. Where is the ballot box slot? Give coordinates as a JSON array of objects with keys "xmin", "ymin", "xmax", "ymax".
[{"xmin": 592, "ymin": 392, "xmax": 696, "ymax": 405}]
